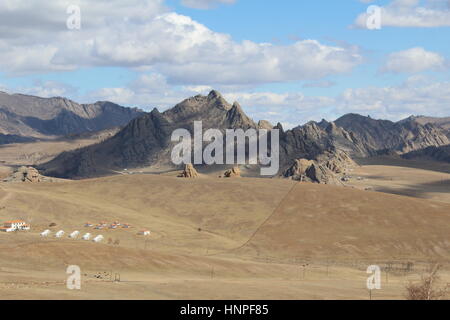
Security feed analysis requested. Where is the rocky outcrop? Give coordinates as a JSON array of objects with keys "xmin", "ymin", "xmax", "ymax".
[
  {"xmin": 224, "ymin": 167, "xmax": 241, "ymax": 178},
  {"xmin": 316, "ymin": 149, "xmax": 357, "ymax": 175},
  {"xmin": 283, "ymin": 150, "xmax": 356, "ymax": 185},
  {"xmin": 283, "ymin": 159, "xmax": 315, "ymax": 181},
  {"xmin": 283, "ymin": 159, "xmax": 342, "ymax": 185},
  {"xmin": 2, "ymin": 166, "xmax": 54, "ymax": 183},
  {"xmin": 178, "ymin": 164, "xmax": 199, "ymax": 178},
  {"xmin": 277, "ymin": 120, "xmax": 368, "ymax": 171}
]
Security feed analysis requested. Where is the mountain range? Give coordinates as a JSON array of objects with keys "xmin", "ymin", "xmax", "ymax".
[
  {"xmin": 0, "ymin": 91, "xmax": 143, "ymax": 140},
  {"xmin": 36, "ymin": 91, "xmax": 450, "ymax": 179}
]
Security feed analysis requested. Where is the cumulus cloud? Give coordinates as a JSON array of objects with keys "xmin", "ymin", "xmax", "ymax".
[
  {"xmin": 334, "ymin": 77, "xmax": 450, "ymax": 120},
  {"xmin": 382, "ymin": 47, "xmax": 447, "ymax": 73},
  {"xmin": 180, "ymin": 0, "xmax": 236, "ymax": 9},
  {"xmin": 354, "ymin": 0, "xmax": 450, "ymax": 28},
  {"xmin": 0, "ymin": 0, "xmax": 363, "ymax": 85},
  {"xmin": 2, "ymin": 80, "xmax": 77, "ymax": 99},
  {"xmin": 84, "ymin": 73, "xmax": 207, "ymax": 109}
]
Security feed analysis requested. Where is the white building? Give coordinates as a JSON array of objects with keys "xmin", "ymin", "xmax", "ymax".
[
  {"xmin": 0, "ymin": 220, "xmax": 30, "ymax": 232},
  {"xmin": 138, "ymin": 230, "xmax": 151, "ymax": 236}
]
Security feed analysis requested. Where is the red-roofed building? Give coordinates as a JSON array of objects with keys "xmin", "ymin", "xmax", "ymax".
[{"xmin": 0, "ymin": 220, "xmax": 30, "ymax": 232}]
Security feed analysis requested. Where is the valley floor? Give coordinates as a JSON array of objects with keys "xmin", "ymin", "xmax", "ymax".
[
  {"xmin": 348, "ymin": 158, "xmax": 450, "ymax": 204},
  {"xmin": 0, "ymin": 171, "xmax": 449, "ymax": 300}
]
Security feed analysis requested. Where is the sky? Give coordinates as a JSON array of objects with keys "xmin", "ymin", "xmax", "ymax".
[{"xmin": 0, "ymin": 0, "xmax": 449, "ymax": 128}]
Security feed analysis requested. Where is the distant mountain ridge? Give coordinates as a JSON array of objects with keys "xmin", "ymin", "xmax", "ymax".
[
  {"xmin": 407, "ymin": 115, "xmax": 450, "ymax": 131},
  {"xmin": 334, "ymin": 113, "xmax": 449, "ymax": 154},
  {"xmin": 0, "ymin": 91, "xmax": 144, "ymax": 139},
  {"xmin": 40, "ymin": 91, "xmax": 450, "ymax": 179}
]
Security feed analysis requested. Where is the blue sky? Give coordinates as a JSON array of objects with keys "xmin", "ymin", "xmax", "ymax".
[{"xmin": 0, "ymin": 0, "xmax": 449, "ymax": 127}]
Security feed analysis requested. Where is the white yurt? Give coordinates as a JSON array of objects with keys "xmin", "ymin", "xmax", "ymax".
[
  {"xmin": 93, "ymin": 235, "xmax": 104, "ymax": 243},
  {"xmin": 82, "ymin": 233, "xmax": 91, "ymax": 240},
  {"xmin": 40, "ymin": 230, "xmax": 51, "ymax": 237},
  {"xmin": 69, "ymin": 231, "xmax": 80, "ymax": 239},
  {"xmin": 55, "ymin": 230, "xmax": 65, "ymax": 238}
]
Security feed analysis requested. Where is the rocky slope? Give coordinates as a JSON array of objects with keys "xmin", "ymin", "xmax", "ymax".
[
  {"xmin": 277, "ymin": 120, "xmax": 369, "ymax": 170},
  {"xmin": 335, "ymin": 113, "xmax": 449, "ymax": 154},
  {"xmin": 407, "ymin": 116, "xmax": 450, "ymax": 131},
  {"xmin": 0, "ymin": 91, "xmax": 143, "ymax": 139},
  {"xmin": 282, "ymin": 149, "xmax": 356, "ymax": 185}
]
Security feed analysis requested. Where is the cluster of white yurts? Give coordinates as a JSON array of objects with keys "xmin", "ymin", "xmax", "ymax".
[{"xmin": 40, "ymin": 229, "xmax": 104, "ymax": 243}]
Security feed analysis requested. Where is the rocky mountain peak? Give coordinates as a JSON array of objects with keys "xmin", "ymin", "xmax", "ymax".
[
  {"xmin": 258, "ymin": 120, "xmax": 274, "ymax": 130},
  {"xmin": 208, "ymin": 90, "xmax": 223, "ymax": 100},
  {"xmin": 226, "ymin": 101, "xmax": 256, "ymax": 129},
  {"xmin": 275, "ymin": 123, "xmax": 284, "ymax": 133}
]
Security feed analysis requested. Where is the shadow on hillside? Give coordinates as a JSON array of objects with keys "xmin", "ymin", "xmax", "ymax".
[
  {"xmin": 373, "ymin": 179, "xmax": 450, "ymax": 201},
  {"xmin": 355, "ymin": 156, "xmax": 450, "ymax": 174}
]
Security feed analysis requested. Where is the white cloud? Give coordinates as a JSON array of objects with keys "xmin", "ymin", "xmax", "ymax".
[
  {"xmin": 180, "ymin": 0, "xmax": 236, "ymax": 9},
  {"xmin": 354, "ymin": 0, "xmax": 450, "ymax": 28},
  {"xmin": 0, "ymin": 1, "xmax": 363, "ymax": 85},
  {"xmin": 84, "ymin": 73, "xmax": 204, "ymax": 109},
  {"xmin": 15, "ymin": 80, "xmax": 76, "ymax": 98},
  {"xmin": 382, "ymin": 47, "xmax": 447, "ymax": 73},
  {"xmin": 335, "ymin": 77, "xmax": 450, "ymax": 120},
  {"xmin": 222, "ymin": 77, "xmax": 450, "ymax": 124}
]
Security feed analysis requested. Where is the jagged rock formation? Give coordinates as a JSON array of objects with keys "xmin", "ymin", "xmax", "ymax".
[
  {"xmin": 178, "ymin": 164, "xmax": 199, "ymax": 178},
  {"xmin": 283, "ymin": 159, "xmax": 315, "ymax": 180},
  {"xmin": 0, "ymin": 91, "xmax": 143, "ymax": 140},
  {"xmin": 2, "ymin": 166, "xmax": 54, "ymax": 183},
  {"xmin": 224, "ymin": 167, "xmax": 241, "ymax": 178},
  {"xmin": 283, "ymin": 150, "xmax": 355, "ymax": 185},
  {"xmin": 277, "ymin": 120, "xmax": 368, "ymax": 171},
  {"xmin": 283, "ymin": 159, "xmax": 341, "ymax": 185}
]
